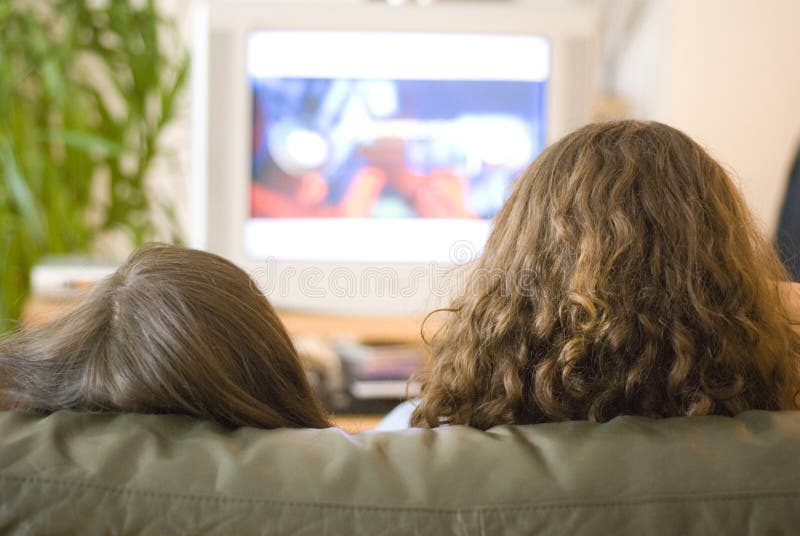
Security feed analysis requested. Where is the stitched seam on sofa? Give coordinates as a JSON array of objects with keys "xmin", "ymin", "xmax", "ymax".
[{"xmin": 1, "ymin": 474, "xmax": 799, "ymax": 514}]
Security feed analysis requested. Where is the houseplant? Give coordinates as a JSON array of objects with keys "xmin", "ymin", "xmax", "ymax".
[{"xmin": 0, "ymin": 0, "xmax": 188, "ymax": 332}]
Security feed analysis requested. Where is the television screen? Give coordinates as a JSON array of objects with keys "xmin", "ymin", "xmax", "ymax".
[{"xmin": 246, "ymin": 31, "xmax": 549, "ymax": 262}]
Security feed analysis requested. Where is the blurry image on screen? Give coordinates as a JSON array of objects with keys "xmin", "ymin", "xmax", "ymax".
[
  {"xmin": 245, "ymin": 31, "xmax": 549, "ymax": 262},
  {"xmin": 251, "ymin": 78, "xmax": 546, "ymax": 220}
]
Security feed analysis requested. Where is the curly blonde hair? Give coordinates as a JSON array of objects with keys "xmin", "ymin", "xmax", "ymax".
[{"xmin": 412, "ymin": 120, "xmax": 800, "ymax": 429}]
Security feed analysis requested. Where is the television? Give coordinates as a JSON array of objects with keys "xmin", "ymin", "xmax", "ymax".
[{"xmin": 191, "ymin": 0, "xmax": 597, "ymax": 317}]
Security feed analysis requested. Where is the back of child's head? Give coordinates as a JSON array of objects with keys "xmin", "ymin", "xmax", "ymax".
[
  {"xmin": 413, "ymin": 120, "xmax": 800, "ymax": 429},
  {"xmin": 0, "ymin": 244, "xmax": 329, "ymax": 429}
]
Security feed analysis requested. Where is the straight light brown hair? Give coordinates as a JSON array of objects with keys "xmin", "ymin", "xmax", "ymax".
[
  {"xmin": 413, "ymin": 120, "xmax": 800, "ymax": 429},
  {"xmin": 0, "ymin": 244, "xmax": 330, "ymax": 429}
]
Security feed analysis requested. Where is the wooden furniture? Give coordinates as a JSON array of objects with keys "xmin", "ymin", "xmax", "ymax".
[
  {"xmin": 277, "ymin": 310, "xmax": 428, "ymax": 344},
  {"xmin": 21, "ymin": 296, "xmax": 79, "ymax": 327},
  {"xmin": 329, "ymin": 414, "xmax": 383, "ymax": 434}
]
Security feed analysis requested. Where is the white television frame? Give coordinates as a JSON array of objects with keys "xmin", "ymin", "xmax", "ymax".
[{"xmin": 191, "ymin": 0, "xmax": 597, "ymax": 317}]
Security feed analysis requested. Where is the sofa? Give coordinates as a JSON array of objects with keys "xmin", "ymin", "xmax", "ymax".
[{"xmin": 0, "ymin": 409, "xmax": 798, "ymax": 534}]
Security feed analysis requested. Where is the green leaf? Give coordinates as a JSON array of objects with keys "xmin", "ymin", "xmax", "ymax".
[
  {"xmin": 0, "ymin": 0, "xmax": 188, "ymax": 332},
  {"xmin": 0, "ymin": 139, "xmax": 45, "ymax": 242},
  {"xmin": 38, "ymin": 129, "xmax": 127, "ymax": 157}
]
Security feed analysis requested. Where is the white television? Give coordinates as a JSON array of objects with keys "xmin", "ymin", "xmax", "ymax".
[{"xmin": 191, "ymin": 0, "xmax": 597, "ymax": 317}]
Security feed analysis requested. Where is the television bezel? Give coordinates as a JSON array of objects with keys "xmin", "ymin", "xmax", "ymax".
[{"xmin": 191, "ymin": 0, "xmax": 597, "ymax": 317}]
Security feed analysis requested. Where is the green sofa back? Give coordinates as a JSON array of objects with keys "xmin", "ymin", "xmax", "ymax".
[{"xmin": 0, "ymin": 410, "xmax": 798, "ymax": 534}]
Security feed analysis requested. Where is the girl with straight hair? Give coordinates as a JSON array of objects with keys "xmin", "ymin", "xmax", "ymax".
[{"xmin": 0, "ymin": 244, "xmax": 330, "ymax": 429}]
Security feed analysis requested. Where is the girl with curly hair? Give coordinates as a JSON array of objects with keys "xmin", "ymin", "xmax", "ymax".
[
  {"xmin": 0, "ymin": 244, "xmax": 330, "ymax": 429},
  {"xmin": 410, "ymin": 120, "xmax": 800, "ymax": 430}
]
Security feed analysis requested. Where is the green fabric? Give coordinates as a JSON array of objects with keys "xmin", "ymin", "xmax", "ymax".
[{"xmin": 0, "ymin": 410, "xmax": 798, "ymax": 534}]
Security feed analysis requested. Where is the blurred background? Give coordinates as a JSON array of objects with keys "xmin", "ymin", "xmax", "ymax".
[{"xmin": 2, "ymin": 0, "xmax": 800, "ymax": 333}]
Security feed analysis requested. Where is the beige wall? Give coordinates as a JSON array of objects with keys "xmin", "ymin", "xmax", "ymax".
[
  {"xmin": 613, "ymin": 0, "xmax": 800, "ymax": 234},
  {"xmin": 146, "ymin": 0, "xmax": 192, "ymax": 245}
]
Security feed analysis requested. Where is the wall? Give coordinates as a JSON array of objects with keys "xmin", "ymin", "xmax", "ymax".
[
  {"xmin": 611, "ymin": 0, "xmax": 800, "ymax": 234},
  {"xmin": 138, "ymin": 0, "xmax": 192, "ymax": 247}
]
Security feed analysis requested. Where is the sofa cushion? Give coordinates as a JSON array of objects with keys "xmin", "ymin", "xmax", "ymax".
[{"xmin": 0, "ymin": 409, "xmax": 798, "ymax": 534}]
